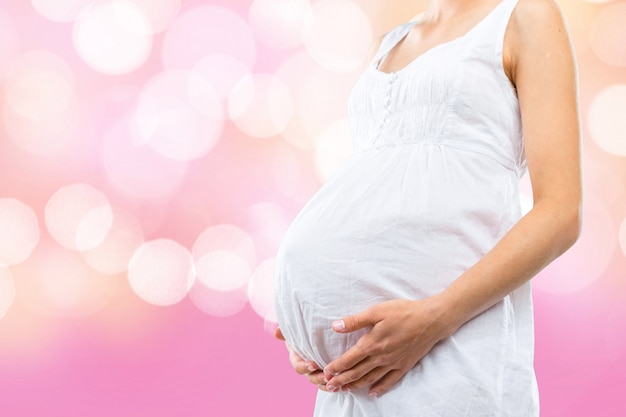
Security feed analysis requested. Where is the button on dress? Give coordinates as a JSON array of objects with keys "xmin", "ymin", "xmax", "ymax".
[{"xmin": 273, "ymin": 0, "xmax": 539, "ymax": 415}]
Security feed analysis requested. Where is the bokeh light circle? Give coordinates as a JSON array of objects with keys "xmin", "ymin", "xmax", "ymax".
[
  {"xmin": 277, "ymin": 58, "xmax": 357, "ymax": 148},
  {"xmin": 271, "ymin": 143, "xmax": 305, "ymax": 201},
  {"xmin": 0, "ymin": 267, "xmax": 16, "ymax": 319},
  {"xmin": 191, "ymin": 224, "xmax": 257, "ymax": 310},
  {"xmin": 162, "ymin": 6, "xmax": 256, "ymax": 70},
  {"xmin": 81, "ymin": 208, "xmax": 144, "ymax": 275},
  {"xmin": 31, "ymin": 0, "xmax": 94, "ymax": 22},
  {"xmin": 188, "ymin": 282, "xmax": 248, "ymax": 317},
  {"xmin": 0, "ymin": 8, "xmax": 20, "ymax": 72},
  {"xmin": 228, "ymin": 73, "xmax": 294, "ymax": 138},
  {"xmin": 274, "ymin": 52, "xmax": 321, "ymax": 149},
  {"xmin": 18, "ymin": 241, "xmax": 118, "ymax": 316},
  {"xmin": 192, "ymin": 224, "xmax": 257, "ymax": 268},
  {"xmin": 73, "ymin": 0, "xmax": 153, "ymax": 75},
  {"xmin": 102, "ymin": 118, "xmax": 189, "ymax": 200},
  {"xmin": 314, "ymin": 118, "xmax": 353, "ymax": 180},
  {"xmin": 5, "ymin": 55, "xmax": 74, "ymax": 122},
  {"xmin": 247, "ymin": 258, "xmax": 277, "ymax": 322},
  {"xmin": 132, "ymin": 0, "xmax": 181, "ymax": 33},
  {"xmin": 3, "ymin": 51, "xmax": 78, "ymax": 155},
  {"xmin": 188, "ymin": 54, "xmax": 252, "ymax": 105},
  {"xmin": 304, "ymin": 0, "xmax": 372, "ymax": 73},
  {"xmin": 245, "ymin": 202, "xmax": 291, "ymax": 258},
  {"xmin": 194, "ymin": 250, "xmax": 251, "ymax": 291},
  {"xmin": 589, "ymin": 2, "xmax": 626, "ymax": 67},
  {"xmin": 45, "ymin": 184, "xmax": 114, "ymax": 252},
  {"xmin": 0, "ymin": 199, "xmax": 40, "ymax": 266},
  {"xmin": 248, "ymin": 0, "xmax": 314, "ymax": 49},
  {"xmin": 588, "ymin": 84, "xmax": 626, "ymax": 156},
  {"xmin": 134, "ymin": 70, "xmax": 223, "ymax": 160},
  {"xmin": 128, "ymin": 239, "xmax": 194, "ymax": 306}
]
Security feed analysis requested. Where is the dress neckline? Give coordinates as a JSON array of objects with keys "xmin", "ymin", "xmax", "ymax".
[{"xmin": 370, "ymin": 0, "xmax": 508, "ymax": 77}]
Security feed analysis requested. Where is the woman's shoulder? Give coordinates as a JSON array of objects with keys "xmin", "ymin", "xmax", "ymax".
[
  {"xmin": 509, "ymin": 0, "xmax": 568, "ymax": 40},
  {"xmin": 505, "ymin": 0, "xmax": 572, "ymax": 79}
]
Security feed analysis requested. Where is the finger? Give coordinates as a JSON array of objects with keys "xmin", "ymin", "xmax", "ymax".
[
  {"xmin": 323, "ymin": 336, "xmax": 372, "ymax": 377},
  {"xmin": 292, "ymin": 357, "xmax": 320, "ymax": 375},
  {"xmin": 288, "ymin": 349, "xmax": 320, "ymax": 374},
  {"xmin": 331, "ymin": 307, "xmax": 378, "ymax": 334},
  {"xmin": 368, "ymin": 369, "xmax": 405, "ymax": 398},
  {"xmin": 326, "ymin": 359, "xmax": 385, "ymax": 391},
  {"xmin": 305, "ymin": 370, "xmax": 326, "ymax": 386},
  {"xmin": 274, "ymin": 327, "xmax": 285, "ymax": 341}
]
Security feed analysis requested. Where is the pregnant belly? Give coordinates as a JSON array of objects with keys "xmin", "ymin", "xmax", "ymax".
[
  {"xmin": 272, "ymin": 199, "xmax": 454, "ymax": 368},
  {"xmin": 272, "ymin": 148, "xmax": 517, "ymax": 368}
]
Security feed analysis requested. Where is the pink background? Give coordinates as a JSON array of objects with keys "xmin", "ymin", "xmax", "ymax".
[{"xmin": 0, "ymin": 0, "xmax": 625, "ymax": 416}]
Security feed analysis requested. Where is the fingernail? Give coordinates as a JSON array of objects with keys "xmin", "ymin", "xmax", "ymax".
[
  {"xmin": 369, "ymin": 392, "xmax": 378, "ymax": 399},
  {"xmin": 307, "ymin": 365, "xmax": 317, "ymax": 372},
  {"xmin": 332, "ymin": 320, "xmax": 345, "ymax": 331},
  {"xmin": 327, "ymin": 385, "xmax": 338, "ymax": 392}
]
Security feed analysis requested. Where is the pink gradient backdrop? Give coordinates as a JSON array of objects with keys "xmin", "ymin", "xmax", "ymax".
[{"xmin": 0, "ymin": 0, "xmax": 624, "ymax": 416}]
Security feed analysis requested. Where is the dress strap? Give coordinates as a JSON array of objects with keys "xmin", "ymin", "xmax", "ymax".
[
  {"xmin": 494, "ymin": 0, "xmax": 520, "ymax": 58},
  {"xmin": 370, "ymin": 23, "xmax": 415, "ymax": 69}
]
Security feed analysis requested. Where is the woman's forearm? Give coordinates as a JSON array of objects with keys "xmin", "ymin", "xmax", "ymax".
[{"xmin": 433, "ymin": 197, "xmax": 582, "ymax": 336}]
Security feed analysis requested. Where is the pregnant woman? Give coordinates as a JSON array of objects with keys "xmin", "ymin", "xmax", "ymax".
[{"xmin": 273, "ymin": 0, "xmax": 581, "ymax": 415}]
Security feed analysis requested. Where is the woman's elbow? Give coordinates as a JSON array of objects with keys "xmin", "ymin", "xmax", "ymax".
[{"xmin": 561, "ymin": 199, "xmax": 583, "ymax": 250}]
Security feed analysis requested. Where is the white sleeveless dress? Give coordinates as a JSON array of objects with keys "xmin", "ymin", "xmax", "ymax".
[{"xmin": 273, "ymin": 0, "xmax": 539, "ymax": 415}]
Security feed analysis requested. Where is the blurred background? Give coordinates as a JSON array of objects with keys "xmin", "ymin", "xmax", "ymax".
[{"xmin": 0, "ymin": 0, "xmax": 624, "ymax": 415}]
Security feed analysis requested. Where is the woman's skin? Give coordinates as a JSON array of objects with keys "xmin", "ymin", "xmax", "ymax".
[{"xmin": 275, "ymin": 0, "xmax": 582, "ymax": 399}]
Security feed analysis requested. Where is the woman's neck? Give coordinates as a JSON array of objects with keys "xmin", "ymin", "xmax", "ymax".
[{"xmin": 420, "ymin": 0, "xmax": 492, "ymax": 23}]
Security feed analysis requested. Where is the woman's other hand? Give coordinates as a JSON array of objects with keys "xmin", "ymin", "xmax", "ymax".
[
  {"xmin": 322, "ymin": 297, "xmax": 457, "ymax": 398},
  {"xmin": 274, "ymin": 327, "xmax": 328, "ymax": 391}
]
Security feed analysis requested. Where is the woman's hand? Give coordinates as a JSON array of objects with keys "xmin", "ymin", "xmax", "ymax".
[
  {"xmin": 322, "ymin": 297, "xmax": 458, "ymax": 398},
  {"xmin": 274, "ymin": 327, "xmax": 329, "ymax": 391}
]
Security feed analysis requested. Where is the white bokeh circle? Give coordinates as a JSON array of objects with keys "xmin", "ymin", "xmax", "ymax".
[
  {"xmin": 588, "ymin": 84, "xmax": 626, "ymax": 156},
  {"xmin": 0, "ymin": 8, "xmax": 20, "ymax": 75},
  {"xmin": 3, "ymin": 51, "xmax": 78, "ymax": 155},
  {"xmin": 45, "ymin": 184, "xmax": 114, "ymax": 252},
  {"xmin": 73, "ymin": 0, "xmax": 153, "ymax": 75},
  {"xmin": 17, "ymin": 240, "xmax": 119, "ymax": 317},
  {"xmin": 188, "ymin": 282, "xmax": 248, "ymax": 317},
  {"xmin": 128, "ymin": 239, "xmax": 194, "ymax": 306},
  {"xmin": 31, "ymin": 0, "xmax": 94, "ymax": 22},
  {"xmin": 192, "ymin": 224, "xmax": 257, "ymax": 267},
  {"xmin": 134, "ymin": 70, "xmax": 223, "ymax": 160},
  {"xmin": 304, "ymin": 0, "xmax": 372, "ymax": 73},
  {"xmin": 589, "ymin": 2, "xmax": 626, "ymax": 67},
  {"xmin": 132, "ymin": 0, "xmax": 181, "ymax": 33},
  {"xmin": 194, "ymin": 250, "xmax": 252, "ymax": 292},
  {"xmin": 248, "ymin": 0, "xmax": 314, "ymax": 49},
  {"xmin": 188, "ymin": 54, "xmax": 252, "ymax": 105},
  {"xmin": 247, "ymin": 258, "xmax": 277, "ymax": 322},
  {"xmin": 228, "ymin": 73, "xmax": 294, "ymax": 138},
  {"xmin": 81, "ymin": 208, "xmax": 144, "ymax": 275},
  {"xmin": 0, "ymin": 199, "xmax": 40, "ymax": 266},
  {"xmin": 162, "ymin": 5, "xmax": 256, "ymax": 70},
  {"xmin": 102, "ymin": 118, "xmax": 189, "ymax": 200}
]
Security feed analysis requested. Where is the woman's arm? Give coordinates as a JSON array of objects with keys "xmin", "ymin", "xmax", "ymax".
[{"xmin": 321, "ymin": 0, "xmax": 582, "ymax": 397}]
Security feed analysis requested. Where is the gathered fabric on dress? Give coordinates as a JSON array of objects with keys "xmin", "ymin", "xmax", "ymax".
[{"xmin": 273, "ymin": 0, "xmax": 539, "ymax": 415}]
